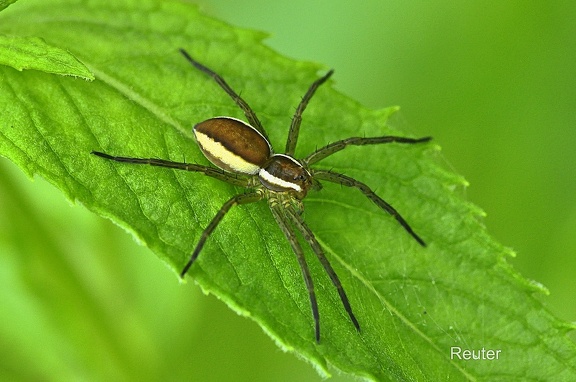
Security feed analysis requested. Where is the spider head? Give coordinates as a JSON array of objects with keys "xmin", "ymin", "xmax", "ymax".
[{"xmin": 258, "ymin": 154, "xmax": 313, "ymax": 199}]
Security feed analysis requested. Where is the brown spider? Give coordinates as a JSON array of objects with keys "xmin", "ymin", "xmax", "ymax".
[{"xmin": 92, "ymin": 49, "xmax": 430, "ymax": 342}]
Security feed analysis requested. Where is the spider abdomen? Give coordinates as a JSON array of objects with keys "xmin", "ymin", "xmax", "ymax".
[{"xmin": 194, "ymin": 117, "xmax": 271, "ymax": 174}]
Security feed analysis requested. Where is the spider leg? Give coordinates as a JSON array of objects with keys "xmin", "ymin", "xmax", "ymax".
[
  {"xmin": 304, "ymin": 135, "xmax": 431, "ymax": 165},
  {"xmin": 269, "ymin": 202, "xmax": 320, "ymax": 342},
  {"xmin": 91, "ymin": 151, "xmax": 250, "ymax": 187},
  {"xmin": 313, "ymin": 170, "xmax": 426, "ymax": 246},
  {"xmin": 179, "ymin": 49, "xmax": 268, "ymax": 140},
  {"xmin": 285, "ymin": 69, "xmax": 334, "ymax": 156},
  {"xmin": 284, "ymin": 205, "xmax": 360, "ymax": 334},
  {"xmin": 181, "ymin": 192, "xmax": 263, "ymax": 277}
]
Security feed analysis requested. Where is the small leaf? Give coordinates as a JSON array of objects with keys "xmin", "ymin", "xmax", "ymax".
[
  {"xmin": 0, "ymin": 0, "xmax": 18, "ymax": 12},
  {"xmin": 1, "ymin": 0, "xmax": 576, "ymax": 380},
  {"xmin": 0, "ymin": 35, "xmax": 94, "ymax": 80}
]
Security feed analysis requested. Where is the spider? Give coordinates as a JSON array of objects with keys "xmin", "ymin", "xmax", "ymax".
[{"xmin": 92, "ymin": 49, "xmax": 431, "ymax": 342}]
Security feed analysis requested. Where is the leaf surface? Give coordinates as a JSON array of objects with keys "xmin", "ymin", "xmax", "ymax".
[
  {"xmin": 1, "ymin": 0, "xmax": 575, "ymax": 380},
  {"xmin": 0, "ymin": 35, "xmax": 94, "ymax": 79}
]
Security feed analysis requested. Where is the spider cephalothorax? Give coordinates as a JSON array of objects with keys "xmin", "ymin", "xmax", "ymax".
[{"xmin": 92, "ymin": 49, "xmax": 430, "ymax": 342}]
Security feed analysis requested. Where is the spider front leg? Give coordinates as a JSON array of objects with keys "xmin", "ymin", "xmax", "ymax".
[
  {"xmin": 284, "ymin": 206, "xmax": 361, "ymax": 335},
  {"xmin": 313, "ymin": 170, "xmax": 426, "ymax": 246},
  {"xmin": 269, "ymin": 202, "xmax": 320, "ymax": 342}
]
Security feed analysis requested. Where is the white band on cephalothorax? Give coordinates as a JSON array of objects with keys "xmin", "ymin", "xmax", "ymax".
[
  {"xmin": 195, "ymin": 130, "xmax": 261, "ymax": 174},
  {"xmin": 258, "ymin": 168, "xmax": 303, "ymax": 192}
]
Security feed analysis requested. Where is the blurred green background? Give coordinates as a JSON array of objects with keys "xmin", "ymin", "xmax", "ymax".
[{"xmin": 1, "ymin": 1, "xmax": 575, "ymax": 380}]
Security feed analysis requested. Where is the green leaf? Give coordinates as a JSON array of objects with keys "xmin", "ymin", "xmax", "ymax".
[
  {"xmin": 0, "ymin": 0, "xmax": 18, "ymax": 12},
  {"xmin": 1, "ymin": 0, "xmax": 575, "ymax": 380},
  {"xmin": 0, "ymin": 35, "xmax": 94, "ymax": 80}
]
